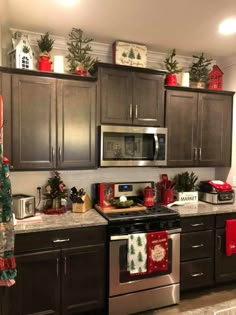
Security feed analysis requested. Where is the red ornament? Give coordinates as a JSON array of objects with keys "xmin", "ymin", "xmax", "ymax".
[{"xmin": 208, "ymin": 65, "xmax": 223, "ymax": 90}]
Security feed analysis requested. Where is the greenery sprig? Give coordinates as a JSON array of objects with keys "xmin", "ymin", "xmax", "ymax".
[
  {"xmin": 164, "ymin": 49, "xmax": 183, "ymax": 74},
  {"xmin": 174, "ymin": 171, "xmax": 198, "ymax": 192},
  {"xmin": 37, "ymin": 31, "xmax": 55, "ymax": 55},
  {"xmin": 66, "ymin": 28, "xmax": 98, "ymax": 73}
]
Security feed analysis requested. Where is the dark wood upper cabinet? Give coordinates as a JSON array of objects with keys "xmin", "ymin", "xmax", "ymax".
[
  {"xmin": 165, "ymin": 87, "xmax": 234, "ymax": 167},
  {"xmin": 98, "ymin": 64, "xmax": 165, "ymax": 126},
  {"xmin": 0, "ymin": 68, "xmax": 97, "ymax": 170},
  {"xmin": 57, "ymin": 79, "xmax": 96, "ymax": 169},
  {"xmin": 12, "ymin": 74, "xmax": 56, "ymax": 169}
]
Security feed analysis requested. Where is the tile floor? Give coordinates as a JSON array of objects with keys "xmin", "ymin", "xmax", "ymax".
[{"xmin": 136, "ymin": 283, "xmax": 236, "ymax": 314}]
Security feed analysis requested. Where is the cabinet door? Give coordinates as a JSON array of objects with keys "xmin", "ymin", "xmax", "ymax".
[
  {"xmin": 99, "ymin": 67, "xmax": 133, "ymax": 124},
  {"xmin": 165, "ymin": 90, "xmax": 198, "ymax": 166},
  {"xmin": 133, "ymin": 73, "xmax": 164, "ymax": 126},
  {"xmin": 8, "ymin": 250, "xmax": 60, "ymax": 315},
  {"xmin": 57, "ymin": 80, "xmax": 96, "ymax": 169},
  {"xmin": 12, "ymin": 75, "xmax": 56, "ymax": 169},
  {"xmin": 0, "ymin": 73, "xmax": 12, "ymax": 164},
  {"xmin": 215, "ymin": 229, "xmax": 236, "ymax": 283},
  {"xmin": 198, "ymin": 93, "xmax": 232, "ymax": 166},
  {"xmin": 61, "ymin": 244, "xmax": 106, "ymax": 314}
]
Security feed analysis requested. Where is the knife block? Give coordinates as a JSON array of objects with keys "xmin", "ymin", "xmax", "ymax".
[{"xmin": 72, "ymin": 193, "xmax": 92, "ymax": 213}]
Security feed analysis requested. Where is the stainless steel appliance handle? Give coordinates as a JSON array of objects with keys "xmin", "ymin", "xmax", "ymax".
[
  {"xmin": 129, "ymin": 104, "xmax": 132, "ymax": 119},
  {"xmin": 191, "ymin": 272, "xmax": 204, "ymax": 277},
  {"xmin": 110, "ymin": 228, "xmax": 181, "ymax": 240},
  {"xmin": 192, "ymin": 244, "xmax": 204, "ymax": 248},
  {"xmin": 52, "ymin": 238, "xmax": 70, "ymax": 243},
  {"xmin": 153, "ymin": 134, "xmax": 159, "ymax": 160}
]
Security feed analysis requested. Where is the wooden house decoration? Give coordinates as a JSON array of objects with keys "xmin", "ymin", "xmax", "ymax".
[
  {"xmin": 208, "ymin": 65, "xmax": 223, "ymax": 90},
  {"xmin": 8, "ymin": 31, "xmax": 33, "ymax": 70}
]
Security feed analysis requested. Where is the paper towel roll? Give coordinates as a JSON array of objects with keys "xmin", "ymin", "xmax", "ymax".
[
  {"xmin": 53, "ymin": 56, "xmax": 64, "ymax": 73},
  {"xmin": 181, "ymin": 72, "xmax": 190, "ymax": 87}
]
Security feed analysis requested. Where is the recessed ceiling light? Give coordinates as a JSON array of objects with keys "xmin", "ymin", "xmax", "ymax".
[
  {"xmin": 219, "ymin": 18, "xmax": 236, "ymax": 35},
  {"xmin": 59, "ymin": 0, "xmax": 79, "ymax": 6}
]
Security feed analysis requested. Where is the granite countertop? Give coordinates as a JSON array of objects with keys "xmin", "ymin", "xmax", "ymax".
[
  {"xmin": 171, "ymin": 201, "xmax": 236, "ymax": 217},
  {"xmin": 14, "ymin": 209, "xmax": 108, "ymax": 234}
]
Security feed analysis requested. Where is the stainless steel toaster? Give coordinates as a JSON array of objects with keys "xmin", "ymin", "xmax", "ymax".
[{"xmin": 12, "ymin": 194, "xmax": 35, "ymax": 219}]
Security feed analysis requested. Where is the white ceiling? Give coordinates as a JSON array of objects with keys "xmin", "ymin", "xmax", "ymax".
[{"xmin": 2, "ymin": 0, "xmax": 236, "ymax": 59}]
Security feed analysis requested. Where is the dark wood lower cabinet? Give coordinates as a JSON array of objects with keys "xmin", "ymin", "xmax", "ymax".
[
  {"xmin": 1, "ymin": 226, "xmax": 107, "ymax": 315},
  {"xmin": 8, "ymin": 250, "xmax": 60, "ymax": 315}
]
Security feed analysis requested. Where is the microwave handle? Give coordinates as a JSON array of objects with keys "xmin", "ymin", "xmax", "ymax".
[{"xmin": 153, "ymin": 134, "xmax": 159, "ymax": 160}]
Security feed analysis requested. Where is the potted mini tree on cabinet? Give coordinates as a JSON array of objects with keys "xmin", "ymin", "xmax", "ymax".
[
  {"xmin": 164, "ymin": 49, "xmax": 183, "ymax": 86},
  {"xmin": 189, "ymin": 53, "xmax": 212, "ymax": 88},
  {"xmin": 37, "ymin": 31, "xmax": 55, "ymax": 72}
]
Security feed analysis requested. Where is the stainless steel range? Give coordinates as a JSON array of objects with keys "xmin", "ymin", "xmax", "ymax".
[{"xmin": 94, "ymin": 181, "xmax": 181, "ymax": 315}]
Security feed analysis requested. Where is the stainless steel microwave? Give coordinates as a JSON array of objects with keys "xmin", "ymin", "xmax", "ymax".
[{"xmin": 100, "ymin": 125, "xmax": 167, "ymax": 167}]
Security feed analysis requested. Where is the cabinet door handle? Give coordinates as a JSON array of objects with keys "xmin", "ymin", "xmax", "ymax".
[
  {"xmin": 190, "ymin": 223, "xmax": 204, "ymax": 227},
  {"xmin": 191, "ymin": 272, "xmax": 204, "ymax": 277},
  {"xmin": 52, "ymin": 147, "xmax": 55, "ymax": 165},
  {"xmin": 59, "ymin": 146, "xmax": 62, "ymax": 162},
  {"xmin": 56, "ymin": 258, "xmax": 59, "ymax": 277},
  {"xmin": 129, "ymin": 104, "xmax": 132, "ymax": 119},
  {"xmin": 217, "ymin": 235, "xmax": 222, "ymax": 250},
  {"xmin": 52, "ymin": 238, "xmax": 70, "ymax": 243},
  {"xmin": 193, "ymin": 147, "xmax": 198, "ymax": 161},
  {"xmin": 64, "ymin": 257, "xmax": 67, "ymax": 275},
  {"xmin": 191, "ymin": 244, "xmax": 204, "ymax": 248},
  {"xmin": 198, "ymin": 147, "xmax": 202, "ymax": 161},
  {"xmin": 135, "ymin": 104, "xmax": 138, "ymax": 119}
]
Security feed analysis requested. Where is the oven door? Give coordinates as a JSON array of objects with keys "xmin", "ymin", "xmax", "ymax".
[{"xmin": 109, "ymin": 229, "xmax": 180, "ymax": 297}]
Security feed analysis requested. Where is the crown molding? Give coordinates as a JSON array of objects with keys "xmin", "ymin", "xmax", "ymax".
[
  {"xmin": 9, "ymin": 28, "xmax": 216, "ymax": 71},
  {"xmin": 217, "ymin": 55, "xmax": 236, "ymax": 69}
]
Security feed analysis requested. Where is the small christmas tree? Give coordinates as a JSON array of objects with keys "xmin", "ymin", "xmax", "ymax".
[
  {"xmin": 66, "ymin": 28, "xmax": 98, "ymax": 74},
  {"xmin": 37, "ymin": 32, "xmax": 55, "ymax": 56},
  {"xmin": 164, "ymin": 49, "xmax": 183, "ymax": 74},
  {"xmin": 44, "ymin": 171, "xmax": 67, "ymax": 200}
]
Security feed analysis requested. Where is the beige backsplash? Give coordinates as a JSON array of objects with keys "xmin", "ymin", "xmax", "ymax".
[{"xmin": 10, "ymin": 167, "xmax": 216, "ymax": 205}]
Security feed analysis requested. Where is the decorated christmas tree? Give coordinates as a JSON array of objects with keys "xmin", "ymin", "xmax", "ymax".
[{"xmin": 0, "ymin": 96, "xmax": 17, "ymax": 287}]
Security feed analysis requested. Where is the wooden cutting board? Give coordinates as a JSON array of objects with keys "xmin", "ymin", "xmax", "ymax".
[{"xmin": 95, "ymin": 204, "xmax": 147, "ymax": 214}]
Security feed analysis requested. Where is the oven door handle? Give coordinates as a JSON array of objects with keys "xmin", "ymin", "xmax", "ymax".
[{"xmin": 110, "ymin": 228, "xmax": 181, "ymax": 241}]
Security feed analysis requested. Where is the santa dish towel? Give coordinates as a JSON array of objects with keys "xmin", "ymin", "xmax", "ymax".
[
  {"xmin": 147, "ymin": 231, "xmax": 168, "ymax": 274},
  {"xmin": 225, "ymin": 219, "xmax": 236, "ymax": 256},
  {"xmin": 127, "ymin": 233, "xmax": 147, "ymax": 275}
]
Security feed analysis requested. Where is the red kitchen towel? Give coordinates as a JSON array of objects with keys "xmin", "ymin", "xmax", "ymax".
[
  {"xmin": 225, "ymin": 219, "xmax": 236, "ymax": 256},
  {"xmin": 147, "ymin": 231, "xmax": 168, "ymax": 273}
]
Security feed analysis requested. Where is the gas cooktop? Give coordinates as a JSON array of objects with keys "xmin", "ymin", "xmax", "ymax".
[{"xmin": 98, "ymin": 204, "xmax": 179, "ymax": 222}]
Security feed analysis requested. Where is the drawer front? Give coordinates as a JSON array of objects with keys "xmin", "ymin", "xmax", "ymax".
[
  {"xmin": 215, "ymin": 212, "xmax": 236, "ymax": 228},
  {"xmin": 180, "ymin": 258, "xmax": 214, "ymax": 291},
  {"xmin": 181, "ymin": 215, "xmax": 214, "ymax": 232},
  {"xmin": 15, "ymin": 226, "xmax": 107, "ymax": 253},
  {"xmin": 181, "ymin": 230, "xmax": 213, "ymax": 261}
]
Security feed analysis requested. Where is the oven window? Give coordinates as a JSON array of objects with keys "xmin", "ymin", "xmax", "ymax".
[{"xmin": 119, "ymin": 239, "xmax": 173, "ymax": 282}]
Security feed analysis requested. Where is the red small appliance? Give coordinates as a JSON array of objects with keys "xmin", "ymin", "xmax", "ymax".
[{"xmin": 143, "ymin": 186, "xmax": 154, "ymax": 207}]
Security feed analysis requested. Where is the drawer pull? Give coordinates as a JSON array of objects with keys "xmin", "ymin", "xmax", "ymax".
[
  {"xmin": 190, "ymin": 223, "xmax": 204, "ymax": 227},
  {"xmin": 192, "ymin": 244, "xmax": 204, "ymax": 248},
  {"xmin": 53, "ymin": 238, "xmax": 70, "ymax": 243},
  {"xmin": 191, "ymin": 272, "xmax": 204, "ymax": 277},
  {"xmin": 64, "ymin": 257, "xmax": 67, "ymax": 275}
]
